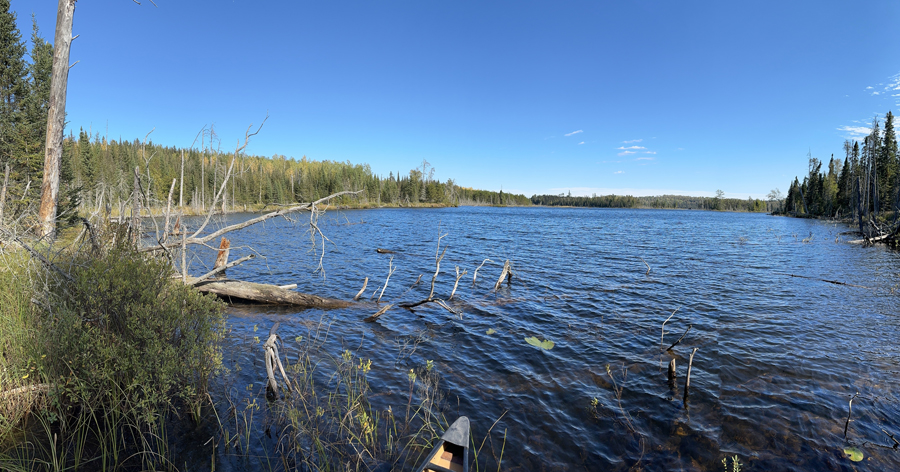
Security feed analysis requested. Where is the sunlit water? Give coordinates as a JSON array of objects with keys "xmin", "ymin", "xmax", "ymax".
[{"xmin": 180, "ymin": 207, "xmax": 900, "ymax": 471}]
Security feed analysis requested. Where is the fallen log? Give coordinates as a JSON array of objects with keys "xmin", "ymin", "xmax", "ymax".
[
  {"xmin": 376, "ymin": 248, "xmax": 396, "ymax": 254},
  {"xmin": 192, "ymin": 279, "xmax": 351, "ymax": 309}
]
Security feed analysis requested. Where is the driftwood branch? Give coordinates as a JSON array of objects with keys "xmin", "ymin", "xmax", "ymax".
[
  {"xmin": 640, "ymin": 257, "xmax": 651, "ymax": 275},
  {"xmin": 143, "ymin": 190, "xmax": 364, "ymax": 253},
  {"xmin": 660, "ymin": 308, "xmax": 679, "ymax": 350},
  {"xmin": 882, "ymin": 429, "xmax": 900, "ymax": 449},
  {"xmin": 0, "ymin": 383, "xmax": 51, "ymax": 399},
  {"xmin": 264, "ymin": 322, "xmax": 293, "ymax": 396},
  {"xmin": 449, "ymin": 266, "xmax": 467, "ymax": 300},
  {"xmin": 189, "ymin": 254, "xmax": 255, "ymax": 286},
  {"xmin": 375, "ymin": 256, "xmax": 396, "ymax": 302},
  {"xmin": 364, "ymin": 304, "xmax": 393, "ymax": 322},
  {"xmin": 667, "ymin": 324, "xmax": 692, "ymax": 351},
  {"xmin": 428, "ymin": 233, "xmax": 448, "ymax": 300},
  {"xmin": 775, "ymin": 272, "xmax": 871, "ymax": 289},
  {"xmin": 194, "ymin": 279, "xmax": 351, "ymax": 309},
  {"xmin": 354, "ymin": 277, "xmax": 368, "ymax": 301},
  {"xmin": 667, "ymin": 358, "xmax": 676, "ymax": 388},
  {"xmin": 683, "ymin": 347, "xmax": 699, "ymax": 405},
  {"xmin": 493, "ymin": 260, "xmax": 512, "ymax": 291},
  {"xmin": 844, "ymin": 391, "xmax": 860, "ymax": 439},
  {"xmin": 473, "ymin": 258, "xmax": 492, "ymax": 285}
]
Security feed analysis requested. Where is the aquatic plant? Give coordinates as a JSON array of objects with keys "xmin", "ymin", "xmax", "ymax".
[{"xmin": 525, "ymin": 336, "xmax": 555, "ymax": 350}]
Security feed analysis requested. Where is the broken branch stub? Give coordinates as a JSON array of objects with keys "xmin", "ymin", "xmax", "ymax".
[
  {"xmin": 473, "ymin": 258, "xmax": 492, "ymax": 285},
  {"xmin": 493, "ymin": 260, "xmax": 512, "ymax": 291},
  {"xmin": 354, "ymin": 277, "xmax": 368, "ymax": 301},
  {"xmin": 214, "ymin": 237, "xmax": 231, "ymax": 278},
  {"xmin": 683, "ymin": 347, "xmax": 699, "ymax": 405}
]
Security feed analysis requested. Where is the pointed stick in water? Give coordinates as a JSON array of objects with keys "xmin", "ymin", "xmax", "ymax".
[
  {"xmin": 493, "ymin": 260, "xmax": 512, "ymax": 291},
  {"xmin": 473, "ymin": 258, "xmax": 492, "ymax": 285},
  {"xmin": 667, "ymin": 324, "xmax": 692, "ymax": 351},
  {"xmin": 364, "ymin": 303, "xmax": 394, "ymax": 322},
  {"xmin": 428, "ymin": 233, "xmax": 448, "ymax": 299},
  {"xmin": 449, "ymin": 266, "xmax": 467, "ymax": 300},
  {"xmin": 661, "ymin": 307, "xmax": 679, "ymax": 350},
  {"xmin": 640, "ymin": 257, "xmax": 651, "ymax": 275},
  {"xmin": 376, "ymin": 256, "xmax": 396, "ymax": 302},
  {"xmin": 844, "ymin": 391, "xmax": 860, "ymax": 439},
  {"xmin": 667, "ymin": 358, "xmax": 677, "ymax": 388},
  {"xmin": 683, "ymin": 347, "xmax": 699, "ymax": 405},
  {"xmin": 354, "ymin": 277, "xmax": 368, "ymax": 301}
]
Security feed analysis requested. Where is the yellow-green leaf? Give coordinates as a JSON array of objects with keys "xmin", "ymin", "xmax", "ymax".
[
  {"xmin": 486, "ymin": 328, "xmax": 496, "ymax": 335},
  {"xmin": 844, "ymin": 447, "xmax": 863, "ymax": 462}
]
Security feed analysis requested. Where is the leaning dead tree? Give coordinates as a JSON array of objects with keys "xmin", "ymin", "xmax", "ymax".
[{"xmin": 125, "ymin": 116, "xmax": 363, "ymax": 307}]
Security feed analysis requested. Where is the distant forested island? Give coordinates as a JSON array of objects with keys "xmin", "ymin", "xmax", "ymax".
[{"xmin": 530, "ymin": 192, "xmax": 770, "ymax": 212}]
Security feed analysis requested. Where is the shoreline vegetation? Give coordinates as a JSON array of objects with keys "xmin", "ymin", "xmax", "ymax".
[{"xmin": 775, "ymin": 110, "xmax": 900, "ymax": 246}]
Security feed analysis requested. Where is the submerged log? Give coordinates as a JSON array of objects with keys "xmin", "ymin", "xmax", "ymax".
[{"xmin": 193, "ymin": 279, "xmax": 351, "ymax": 309}]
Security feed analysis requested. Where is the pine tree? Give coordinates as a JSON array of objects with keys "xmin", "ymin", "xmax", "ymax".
[{"xmin": 18, "ymin": 14, "xmax": 53, "ymax": 180}]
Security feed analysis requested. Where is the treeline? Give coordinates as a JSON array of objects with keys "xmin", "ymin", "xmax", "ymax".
[
  {"xmin": 531, "ymin": 193, "xmax": 769, "ymax": 212},
  {"xmin": 0, "ymin": 7, "xmax": 529, "ymax": 222},
  {"xmin": 780, "ymin": 111, "xmax": 898, "ymax": 223},
  {"xmin": 51, "ymin": 131, "xmax": 532, "ymax": 213}
]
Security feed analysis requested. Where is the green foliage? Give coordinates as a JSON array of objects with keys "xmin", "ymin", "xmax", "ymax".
[
  {"xmin": 525, "ymin": 336, "xmax": 555, "ymax": 350},
  {"xmin": 781, "ymin": 110, "xmax": 900, "ymax": 220},
  {"xmin": 46, "ymin": 242, "xmax": 227, "ymax": 424},
  {"xmin": 531, "ymin": 193, "xmax": 770, "ymax": 212}
]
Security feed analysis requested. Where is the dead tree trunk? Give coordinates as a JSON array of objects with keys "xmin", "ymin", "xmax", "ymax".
[
  {"xmin": 131, "ymin": 166, "xmax": 141, "ymax": 243},
  {"xmin": 194, "ymin": 279, "xmax": 351, "ymax": 309},
  {"xmin": 179, "ymin": 149, "xmax": 184, "ymax": 207},
  {"xmin": 37, "ymin": 0, "xmax": 77, "ymax": 238},
  {"xmin": 0, "ymin": 162, "xmax": 9, "ymax": 221}
]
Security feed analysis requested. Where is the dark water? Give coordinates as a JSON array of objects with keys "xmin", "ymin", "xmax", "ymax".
[{"xmin": 195, "ymin": 207, "xmax": 900, "ymax": 471}]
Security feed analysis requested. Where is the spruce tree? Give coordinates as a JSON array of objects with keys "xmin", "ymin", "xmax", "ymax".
[
  {"xmin": 0, "ymin": 0, "xmax": 28, "ymax": 175},
  {"xmin": 880, "ymin": 111, "xmax": 897, "ymax": 214}
]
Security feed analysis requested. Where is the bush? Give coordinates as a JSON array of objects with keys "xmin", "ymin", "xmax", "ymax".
[{"xmin": 45, "ymin": 243, "xmax": 227, "ymax": 425}]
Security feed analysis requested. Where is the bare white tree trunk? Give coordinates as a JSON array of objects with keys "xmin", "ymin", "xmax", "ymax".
[{"xmin": 38, "ymin": 0, "xmax": 77, "ymax": 238}]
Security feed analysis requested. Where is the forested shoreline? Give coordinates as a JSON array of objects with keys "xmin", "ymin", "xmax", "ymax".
[
  {"xmin": 531, "ymin": 192, "xmax": 770, "ymax": 212},
  {"xmin": 0, "ymin": 8, "xmax": 528, "ymax": 227},
  {"xmin": 777, "ymin": 110, "xmax": 899, "ymax": 243}
]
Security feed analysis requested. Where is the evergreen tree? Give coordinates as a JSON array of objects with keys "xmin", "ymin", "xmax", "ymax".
[
  {"xmin": 0, "ymin": 0, "xmax": 28, "ymax": 175},
  {"xmin": 880, "ymin": 111, "xmax": 897, "ymax": 213}
]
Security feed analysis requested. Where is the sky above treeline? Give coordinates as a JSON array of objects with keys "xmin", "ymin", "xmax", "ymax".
[{"xmin": 11, "ymin": 0, "xmax": 900, "ymax": 199}]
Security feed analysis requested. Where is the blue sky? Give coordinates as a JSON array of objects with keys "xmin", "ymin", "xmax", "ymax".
[{"xmin": 11, "ymin": 0, "xmax": 900, "ymax": 198}]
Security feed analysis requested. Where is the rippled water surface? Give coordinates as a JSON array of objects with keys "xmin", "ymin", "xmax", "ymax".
[{"xmin": 195, "ymin": 207, "xmax": 900, "ymax": 471}]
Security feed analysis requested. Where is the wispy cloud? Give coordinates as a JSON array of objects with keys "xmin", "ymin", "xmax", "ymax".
[
  {"xmin": 872, "ymin": 91, "xmax": 881, "ymax": 96},
  {"xmin": 838, "ymin": 125, "xmax": 871, "ymax": 139},
  {"xmin": 635, "ymin": 157, "xmax": 654, "ymax": 161},
  {"xmin": 618, "ymin": 151, "xmax": 636, "ymax": 156},
  {"xmin": 601, "ymin": 160, "xmax": 623, "ymax": 164},
  {"xmin": 644, "ymin": 151, "xmax": 657, "ymax": 155},
  {"xmin": 623, "ymin": 139, "xmax": 642, "ymax": 144},
  {"xmin": 578, "ymin": 141, "xmax": 585, "ymax": 145},
  {"xmin": 614, "ymin": 171, "xmax": 624, "ymax": 174},
  {"xmin": 616, "ymin": 146, "xmax": 646, "ymax": 150},
  {"xmin": 564, "ymin": 130, "xmax": 583, "ymax": 136},
  {"xmin": 866, "ymin": 86, "xmax": 874, "ymax": 90}
]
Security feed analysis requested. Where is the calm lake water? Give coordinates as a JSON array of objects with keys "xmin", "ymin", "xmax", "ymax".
[{"xmin": 192, "ymin": 207, "xmax": 900, "ymax": 471}]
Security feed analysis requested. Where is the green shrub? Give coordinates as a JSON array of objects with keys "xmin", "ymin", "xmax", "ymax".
[{"xmin": 45, "ymin": 243, "xmax": 227, "ymax": 425}]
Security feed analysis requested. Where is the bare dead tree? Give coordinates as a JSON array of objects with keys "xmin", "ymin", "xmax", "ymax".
[
  {"xmin": 493, "ymin": 260, "xmax": 512, "ymax": 291},
  {"xmin": 37, "ymin": 0, "xmax": 77, "ymax": 238},
  {"xmin": 428, "ymin": 232, "xmax": 448, "ymax": 299}
]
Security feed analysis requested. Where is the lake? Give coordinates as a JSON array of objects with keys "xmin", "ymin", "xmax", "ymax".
[{"xmin": 194, "ymin": 206, "xmax": 900, "ymax": 471}]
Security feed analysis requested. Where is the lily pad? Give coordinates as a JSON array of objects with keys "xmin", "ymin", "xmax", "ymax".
[
  {"xmin": 525, "ymin": 336, "xmax": 555, "ymax": 350},
  {"xmin": 486, "ymin": 328, "xmax": 496, "ymax": 335},
  {"xmin": 844, "ymin": 447, "xmax": 863, "ymax": 462}
]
